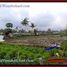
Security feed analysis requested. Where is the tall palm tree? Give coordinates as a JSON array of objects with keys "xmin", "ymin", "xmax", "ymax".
[
  {"xmin": 30, "ymin": 23, "xmax": 35, "ymax": 29},
  {"xmin": 30, "ymin": 23, "xmax": 37, "ymax": 35},
  {"xmin": 21, "ymin": 18, "xmax": 29, "ymax": 32}
]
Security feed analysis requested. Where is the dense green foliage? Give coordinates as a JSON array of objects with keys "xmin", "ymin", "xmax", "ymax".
[
  {"xmin": 6, "ymin": 23, "xmax": 13, "ymax": 28},
  {"xmin": 0, "ymin": 41, "xmax": 66, "ymax": 65}
]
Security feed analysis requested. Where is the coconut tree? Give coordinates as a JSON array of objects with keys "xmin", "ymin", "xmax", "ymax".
[
  {"xmin": 30, "ymin": 23, "xmax": 35, "ymax": 29},
  {"xmin": 21, "ymin": 17, "xmax": 29, "ymax": 32},
  {"xmin": 34, "ymin": 29, "xmax": 38, "ymax": 36},
  {"xmin": 30, "ymin": 23, "xmax": 37, "ymax": 35}
]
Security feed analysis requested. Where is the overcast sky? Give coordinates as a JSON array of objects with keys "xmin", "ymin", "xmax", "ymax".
[{"xmin": 0, "ymin": 3, "xmax": 67, "ymax": 31}]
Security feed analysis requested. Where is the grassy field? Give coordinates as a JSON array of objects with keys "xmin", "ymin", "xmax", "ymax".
[
  {"xmin": 0, "ymin": 41, "xmax": 67, "ymax": 65},
  {"xmin": 5, "ymin": 35, "xmax": 65, "ymax": 47}
]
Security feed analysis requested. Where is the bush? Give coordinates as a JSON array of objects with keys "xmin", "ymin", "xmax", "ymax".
[
  {"xmin": 61, "ymin": 41, "xmax": 67, "ymax": 51},
  {"xmin": 0, "ymin": 42, "xmax": 66, "ymax": 65}
]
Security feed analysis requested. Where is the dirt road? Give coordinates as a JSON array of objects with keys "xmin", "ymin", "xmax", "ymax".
[{"xmin": 5, "ymin": 35, "xmax": 66, "ymax": 47}]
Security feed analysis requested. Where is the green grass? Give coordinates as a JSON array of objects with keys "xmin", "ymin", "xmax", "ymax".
[
  {"xmin": 0, "ymin": 42, "xmax": 46, "ymax": 65},
  {"xmin": 0, "ymin": 41, "xmax": 66, "ymax": 65},
  {"xmin": 61, "ymin": 41, "xmax": 67, "ymax": 51},
  {"xmin": 61, "ymin": 41, "xmax": 67, "ymax": 57}
]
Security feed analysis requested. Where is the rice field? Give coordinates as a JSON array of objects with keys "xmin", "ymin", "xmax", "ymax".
[{"xmin": 0, "ymin": 40, "xmax": 67, "ymax": 65}]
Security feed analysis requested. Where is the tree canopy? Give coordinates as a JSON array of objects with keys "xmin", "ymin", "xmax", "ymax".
[
  {"xmin": 21, "ymin": 18, "xmax": 29, "ymax": 26},
  {"xmin": 6, "ymin": 23, "xmax": 13, "ymax": 28}
]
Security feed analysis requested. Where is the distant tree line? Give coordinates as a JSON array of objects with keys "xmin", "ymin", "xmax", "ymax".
[{"xmin": 0, "ymin": 17, "xmax": 67, "ymax": 40}]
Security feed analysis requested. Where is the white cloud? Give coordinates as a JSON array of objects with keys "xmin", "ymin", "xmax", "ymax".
[
  {"xmin": 29, "ymin": 3, "xmax": 67, "ymax": 17},
  {"xmin": 29, "ymin": 3, "xmax": 67, "ymax": 31},
  {"xmin": 0, "ymin": 3, "xmax": 29, "ymax": 29},
  {"xmin": 0, "ymin": 3, "xmax": 67, "ymax": 30}
]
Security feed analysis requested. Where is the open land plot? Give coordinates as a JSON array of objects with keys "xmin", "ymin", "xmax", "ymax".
[{"xmin": 5, "ymin": 35, "xmax": 67, "ymax": 47}]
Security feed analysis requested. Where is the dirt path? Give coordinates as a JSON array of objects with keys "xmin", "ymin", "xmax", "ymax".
[{"xmin": 5, "ymin": 35, "xmax": 65, "ymax": 47}]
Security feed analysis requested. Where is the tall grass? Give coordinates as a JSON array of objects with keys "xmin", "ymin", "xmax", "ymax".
[{"xmin": 0, "ymin": 41, "xmax": 66, "ymax": 65}]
